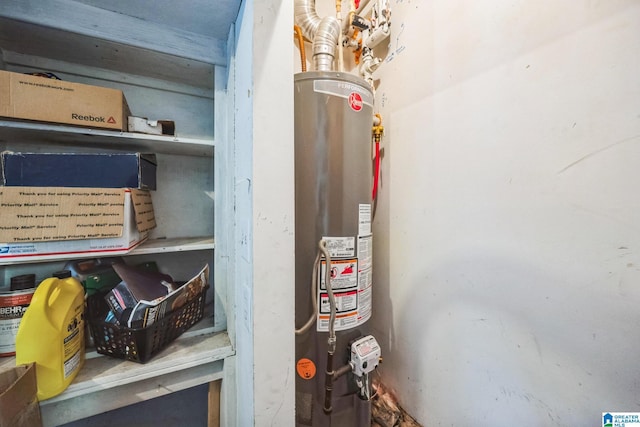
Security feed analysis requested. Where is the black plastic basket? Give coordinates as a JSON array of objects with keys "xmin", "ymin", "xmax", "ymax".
[{"xmin": 87, "ymin": 286, "xmax": 209, "ymax": 363}]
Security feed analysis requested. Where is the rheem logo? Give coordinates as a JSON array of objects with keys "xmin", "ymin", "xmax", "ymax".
[{"xmin": 348, "ymin": 92, "xmax": 363, "ymax": 112}]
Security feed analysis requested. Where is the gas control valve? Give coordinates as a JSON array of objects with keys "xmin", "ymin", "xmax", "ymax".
[{"xmin": 350, "ymin": 335, "xmax": 381, "ymax": 376}]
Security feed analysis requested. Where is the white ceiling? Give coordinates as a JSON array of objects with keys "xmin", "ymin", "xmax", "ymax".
[{"xmin": 72, "ymin": 0, "xmax": 241, "ymax": 40}]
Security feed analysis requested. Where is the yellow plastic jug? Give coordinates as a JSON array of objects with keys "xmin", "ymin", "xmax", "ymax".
[{"xmin": 15, "ymin": 270, "xmax": 85, "ymax": 400}]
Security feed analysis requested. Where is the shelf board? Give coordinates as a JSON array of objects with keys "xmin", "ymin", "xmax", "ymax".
[
  {"xmin": 130, "ymin": 237, "xmax": 215, "ymax": 255},
  {"xmin": 48, "ymin": 331, "xmax": 232, "ymax": 403},
  {"xmin": 0, "ymin": 6, "xmax": 225, "ymax": 80},
  {"xmin": 0, "ymin": 328, "xmax": 233, "ymax": 426},
  {"xmin": 0, "ymin": 120, "xmax": 214, "ymax": 157},
  {"xmin": 0, "ymin": 236, "xmax": 215, "ymax": 266}
]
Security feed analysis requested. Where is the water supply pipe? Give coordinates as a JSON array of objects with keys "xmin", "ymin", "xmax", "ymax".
[{"xmin": 294, "ymin": 25, "xmax": 307, "ymax": 72}]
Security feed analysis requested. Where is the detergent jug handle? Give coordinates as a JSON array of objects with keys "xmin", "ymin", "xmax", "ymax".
[{"xmin": 35, "ymin": 277, "xmax": 59, "ymax": 326}]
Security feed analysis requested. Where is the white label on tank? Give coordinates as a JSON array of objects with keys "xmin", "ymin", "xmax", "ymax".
[
  {"xmin": 358, "ymin": 235, "xmax": 373, "ymax": 271},
  {"xmin": 322, "ymin": 236, "xmax": 355, "ymax": 258},
  {"xmin": 357, "ymin": 285, "xmax": 372, "ymax": 324},
  {"xmin": 317, "ymin": 239, "xmax": 374, "ymax": 332},
  {"xmin": 317, "ymin": 258, "xmax": 360, "ymax": 332},
  {"xmin": 358, "ymin": 267, "xmax": 372, "ymax": 289},
  {"xmin": 357, "ymin": 235, "xmax": 373, "ymax": 326},
  {"xmin": 359, "ymin": 204, "xmax": 372, "ymax": 235}
]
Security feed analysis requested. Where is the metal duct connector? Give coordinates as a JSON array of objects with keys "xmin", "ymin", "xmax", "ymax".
[
  {"xmin": 313, "ymin": 16, "xmax": 340, "ymax": 71},
  {"xmin": 294, "ymin": 0, "xmax": 340, "ymax": 72}
]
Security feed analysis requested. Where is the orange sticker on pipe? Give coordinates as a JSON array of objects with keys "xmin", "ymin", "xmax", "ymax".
[{"xmin": 296, "ymin": 358, "xmax": 317, "ymax": 380}]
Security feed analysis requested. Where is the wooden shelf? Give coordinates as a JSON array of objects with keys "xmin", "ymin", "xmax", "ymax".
[
  {"xmin": 0, "ymin": 5, "xmax": 224, "ymax": 85},
  {"xmin": 0, "ymin": 4, "xmax": 231, "ymax": 424},
  {"xmin": 130, "ymin": 236, "xmax": 215, "ymax": 255},
  {"xmin": 0, "ymin": 328, "xmax": 233, "ymax": 426},
  {"xmin": 0, "ymin": 120, "xmax": 214, "ymax": 157},
  {"xmin": 0, "ymin": 236, "xmax": 214, "ymax": 266}
]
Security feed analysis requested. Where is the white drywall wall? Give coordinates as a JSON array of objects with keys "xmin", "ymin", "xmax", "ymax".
[
  {"xmin": 252, "ymin": 0, "xmax": 296, "ymax": 425},
  {"xmin": 369, "ymin": 1, "xmax": 640, "ymax": 426},
  {"xmin": 235, "ymin": 0, "xmax": 295, "ymax": 425}
]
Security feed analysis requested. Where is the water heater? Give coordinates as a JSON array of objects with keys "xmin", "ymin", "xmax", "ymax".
[{"xmin": 294, "ymin": 71, "xmax": 378, "ymax": 427}]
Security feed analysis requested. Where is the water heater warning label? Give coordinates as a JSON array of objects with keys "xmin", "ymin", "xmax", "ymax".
[
  {"xmin": 359, "ymin": 204, "xmax": 371, "ymax": 235},
  {"xmin": 320, "ymin": 259, "xmax": 358, "ymax": 290},
  {"xmin": 322, "ymin": 236, "xmax": 355, "ymax": 258},
  {"xmin": 316, "ymin": 236, "xmax": 373, "ymax": 332}
]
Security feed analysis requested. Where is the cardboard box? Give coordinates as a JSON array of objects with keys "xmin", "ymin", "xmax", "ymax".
[
  {"xmin": 0, "ymin": 70, "xmax": 129, "ymax": 131},
  {"xmin": 0, "ymin": 364, "xmax": 43, "ymax": 427},
  {"xmin": 1, "ymin": 152, "xmax": 157, "ymax": 190},
  {"xmin": 128, "ymin": 116, "xmax": 175, "ymax": 136},
  {"xmin": 0, "ymin": 187, "xmax": 156, "ymax": 262}
]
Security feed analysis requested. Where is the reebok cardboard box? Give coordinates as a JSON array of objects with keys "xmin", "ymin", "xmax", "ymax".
[
  {"xmin": 1, "ymin": 152, "xmax": 157, "ymax": 190},
  {"xmin": 0, "ymin": 70, "xmax": 129, "ymax": 131},
  {"xmin": 0, "ymin": 187, "xmax": 156, "ymax": 262}
]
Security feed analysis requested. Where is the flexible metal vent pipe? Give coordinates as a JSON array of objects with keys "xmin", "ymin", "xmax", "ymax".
[
  {"xmin": 313, "ymin": 17, "xmax": 340, "ymax": 71},
  {"xmin": 295, "ymin": 0, "xmax": 321, "ymax": 39},
  {"xmin": 294, "ymin": 0, "xmax": 340, "ymax": 71}
]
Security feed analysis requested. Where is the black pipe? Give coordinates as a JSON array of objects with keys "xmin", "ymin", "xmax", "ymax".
[
  {"xmin": 324, "ymin": 358, "xmax": 353, "ymax": 415},
  {"xmin": 333, "ymin": 362, "xmax": 352, "ymax": 380},
  {"xmin": 323, "ymin": 351, "xmax": 334, "ymax": 414}
]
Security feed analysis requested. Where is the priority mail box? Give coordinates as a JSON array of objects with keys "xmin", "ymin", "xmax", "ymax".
[
  {"xmin": 0, "ymin": 187, "xmax": 156, "ymax": 262},
  {"xmin": 0, "ymin": 70, "xmax": 129, "ymax": 131}
]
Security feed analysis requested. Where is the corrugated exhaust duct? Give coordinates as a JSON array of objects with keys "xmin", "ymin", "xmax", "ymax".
[{"xmin": 294, "ymin": 0, "xmax": 340, "ymax": 71}]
